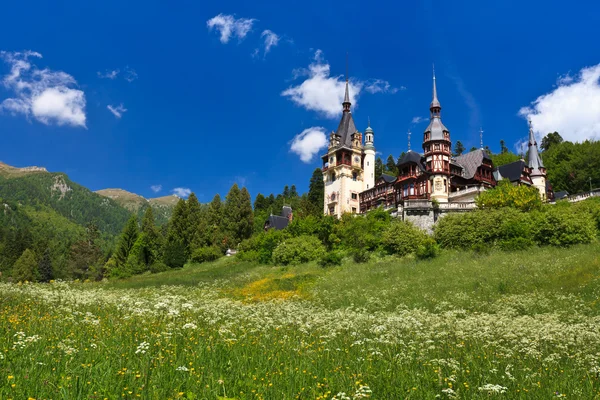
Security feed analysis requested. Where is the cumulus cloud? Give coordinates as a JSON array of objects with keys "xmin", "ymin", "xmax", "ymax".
[
  {"xmin": 107, "ymin": 104, "xmax": 127, "ymax": 118},
  {"xmin": 150, "ymin": 185, "xmax": 162, "ymax": 193},
  {"xmin": 261, "ymin": 30, "xmax": 280, "ymax": 54},
  {"xmin": 0, "ymin": 51, "xmax": 86, "ymax": 127},
  {"xmin": 172, "ymin": 187, "xmax": 192, "ymax": 198},
  {"xmin": 207, "ymin": 14, "xmax": 255, "ymax": 44},
  {"xmin": 290, "ymin": 126, "xmax": 328, "ymax": 163},
  {"xmin": 282, "ymin": 50, "xmax": 362, "ymax": 118},
  {"xmin": 282, "ymin": 50, "xmax": 398, "ymax": 118},
  {"xmin": 411, "ymin": 116, "xmax": 427, "ymax": 124},
  {"xmin": 97, "ymin": 69, "xmax": 119, "ymax": 79},
  {"xmin": 519, "ymin": 63, "xmax": 600, "ymax": 142}
]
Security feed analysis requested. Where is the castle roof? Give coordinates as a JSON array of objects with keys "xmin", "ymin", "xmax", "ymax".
[
  {"xmin": 398, "ymin": 150, "xmax": 426, "ymax": 171},
  {"xmin": 331, "ymin": 80, "xmax": 359, "ymax": 148},
  {"xmin": 497, "ymin": 160, "xmax": 529, "ymax": 184},
  {"xmin": 424, "ymin": 72, "xmax": 449, "ymax": 141},
  {"xmin": 526, "ymin": 120, "xmax": 545, "ymax": 175},
  {"xmin": 454, "ymin": 149, "xmax": 490, "ymax": 179}
]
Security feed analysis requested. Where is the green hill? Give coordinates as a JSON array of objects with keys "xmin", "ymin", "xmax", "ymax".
[{"xmin": 95, "ymin": 189, "xmax": 178, "ymax": 225}]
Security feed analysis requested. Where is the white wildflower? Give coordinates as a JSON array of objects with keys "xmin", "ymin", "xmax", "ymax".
[
  {"xmin": 135, "ymin": 341, "xmax": 150, "ymax": 354},
  {"xmin": 478, "ymin": 384, "xmax": 508, "ymax": 394}
]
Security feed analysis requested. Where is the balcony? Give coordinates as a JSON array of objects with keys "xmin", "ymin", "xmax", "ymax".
[
  {"xmin": 449, "ymin": 186, "xmax": 483, "ymax": 199},
  {"xmin": 438, "ymin": 202, "xmax": 477, "ymax": 210}
]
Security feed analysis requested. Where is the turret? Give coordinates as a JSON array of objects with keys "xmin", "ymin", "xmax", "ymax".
[
  {"xmin": 526, "ymin": 120, "xmax": 547, "ymax": 200},
  {"xmin": 364, "ymin": 119, "xmax": 375, "ymax": 190},
  {"xmin": 422, "ymin": 68, "xmax": 452, "ymax": 202}
]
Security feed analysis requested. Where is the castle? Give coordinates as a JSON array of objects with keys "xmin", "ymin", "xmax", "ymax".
[{"xmin": 322, "ymin": 71, "xmax": 550, "ymax": 223}]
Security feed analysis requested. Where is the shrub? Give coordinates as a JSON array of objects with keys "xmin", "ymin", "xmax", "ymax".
[
  {"xmin": 150, "ymin": 262, "xmax": 170, "ymax": 273},
  {"xmin": 190, "ymin": 247, "xmax": 222, "ymax": 264},
  {"xmin": 499, "ymin": 237, "xmax": 534, "ymax": 252},
  {"xmin": 382, "ymin": 221, "xmax": 426, "ymax": 256},
  {"xmin": 238, "ymin": 229, "xmax": 289, "ymax": 264},
  {"xmin": 336, "ymin": 209, "xmax": 390, "ymax": 252},
  {"xmin": 416, "ymin": 237, "xmax": 439, "ymax": 259},
  {"xmin": 352, "ymin": 248, "xmax": 371, "ymax": 263},
  {"xmin": 272, "ymin": 235, "xmax": 326, "ymax": 265},
  {"xmin": 318, "ymin": 251, "xmax": 343, "ymax": 267},
  {"xmin": 534, "ymin": 207, "xmax": 596, "ymax": 247},
  {"xmin": 476, "ymin": 179, "xmax": 542, "ymax": 211}
]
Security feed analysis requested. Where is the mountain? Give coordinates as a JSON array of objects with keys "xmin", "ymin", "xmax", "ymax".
[{"xmin": 95, "ymin": 189, "xmax": 178, "ymax": 226}]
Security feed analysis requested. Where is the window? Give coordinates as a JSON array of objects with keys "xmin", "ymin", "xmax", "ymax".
[
  {"xmin": 351, "ymin": 193, "xmax": 358, "ymax": 200},
  {"xmin": 444, "ymin": 179, "xmax": 447, "ymax": 192},
  {"xmin": 352, "ymin": 172, "xmax": 357, "ymax": 181},
  {"xmin": 367, "ymin": 161, "xmax": 370, "ymax": 166},
  {"xmin": 352, "ymin": 207, "xmax": 357, "ymax": 214},
  {"xmin": 367, "ymin": 184, "xmax": 369, "ymax": 189},
  {"xmin": 329, "ymin": 206, "xmax": 335, "ymax": 215}
]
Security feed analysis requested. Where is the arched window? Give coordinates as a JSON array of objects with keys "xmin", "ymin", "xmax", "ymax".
[
  {"xmin": 352, "ymin": 172, "xmax": 357, "ymax": 181},
  {"xmin": 331, "ymin": 172, "xmax": 336, "ymax": 182}
]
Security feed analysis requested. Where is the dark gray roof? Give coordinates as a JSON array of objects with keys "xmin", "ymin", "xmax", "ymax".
[
  {"xmin": 398, "ymin": 150, "xmax": 426, "ymax": 171},
  {"xmin": 431, "ymin": 74, "xmax": 441, "ymax": 109},
  {"xmin": 454, "ymin": 149, "xmax": 489, "ymax": 179},
  {"xmin": 266, "ymin": 215, "xmax": 290, "ymax": 230},
  {"xmin": 425, "ymin": 117, "xmax": 449, "ymax": 141},
  {"xmin": 335, "ymin": 111, "xmax": 357, "ymax": 147},
  {"xmin": 554, "ymin": 191, "xmax": 569, "ymax": 200},
  {"xmin": 380, "ymin": 174, "xmax": 397, "ymax": 183},
  {"xmin": 497, "ymin": 160, "xmax": 527, "ymax": 183}
]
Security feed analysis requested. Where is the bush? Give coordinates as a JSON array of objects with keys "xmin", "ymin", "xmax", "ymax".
[
  {"xmin": 534, "ymin": 207, "xmax": 596, "ymax": 247},
  {"xmin": 336, "ymin": 209, "xmax": 390, "ymax": 251},
  {"xmin": 416, "ymin": 237, "xmax": 439, "ymax": 259},
  {"xmin": 150, "ymin": 262, "xmax": 170, "ymax": 273},
  {"xmin": 272, "ymin": 235, "xmax": 326, "ymax": 265},
  {"xmin": 318, "ymin": 251, "xmax": 343, "ymax": 267},
  {"xmin": 499, "ymin": 237, "xmax": 534, "ymax": 252},
  {"xmin": 352, "ymin": 248, "xmax": 371, "ymax": 263},
  {"xmin": 190, "ymin": 247, "xmax": 222, "ymax": 264},
  {"xmin": 238, "ymin": 229, "xmax": 289, "ymax": 264},
  {"xmin": 382, "ymin": 221, "xmax": 426, "ymax": 256}
]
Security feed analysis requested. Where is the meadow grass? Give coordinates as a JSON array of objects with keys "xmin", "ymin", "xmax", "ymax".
[{"xmin": 1, "ymin": 244, "xmax": 600, "ymax": 399}]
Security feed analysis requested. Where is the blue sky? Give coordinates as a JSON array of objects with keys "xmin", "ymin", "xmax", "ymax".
[{"xmin": 1, "ymin": 0, "xmax": 600, "ymax": 201}]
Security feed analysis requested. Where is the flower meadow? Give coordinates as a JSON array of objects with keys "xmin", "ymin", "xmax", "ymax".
[{"xmin": 1, "ymin": 245, "xmax": 600, "ymax": 399}]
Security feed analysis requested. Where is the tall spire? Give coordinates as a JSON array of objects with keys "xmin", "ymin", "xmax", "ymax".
[
  {"xmin": 527, "ymin": 119, "xmax": 544, "ymax": 172},
  {"xmin": 431, "ymin": 64, "xmax": 441, "ymax": 110},
  {"xmin": 407, "ymin": 129, "xmax": 411, "ymax": 151},
  {"xmin": 480, "ymin": 127, "xmax": 484, "ymax": 149},
  {"xmin": 342, "ymin": 52, "xmax": 351, "ymax": 112}
]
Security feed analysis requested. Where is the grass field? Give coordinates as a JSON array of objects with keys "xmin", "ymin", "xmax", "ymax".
[{"xmin": 1, "ymin": 244, "xmax": 600, "ymax": 399}]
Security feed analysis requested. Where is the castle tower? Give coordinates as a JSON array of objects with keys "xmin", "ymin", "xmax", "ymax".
[
  {"xmin": 364, "ymin": 119, "xmax": 376, "ymax": 190},
  {"xmin": 322, "ymin": 79, "xmax": 365, "ymax": 217},
  {"xmin": 526, "ymin": 120, "xmax": 547, "ymax": 200},
  {"xmin": 422, "ymin": 69, "xmax": 452, "ymax": 203}
]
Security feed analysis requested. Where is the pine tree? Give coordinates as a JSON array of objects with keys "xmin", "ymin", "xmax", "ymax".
[
  {"xmin": 500, "ymin": 140, "xmax": 508, "ymax": 154},
  {"xmin": 454, "ymin": 141, "xmax": 465, "ymax": 156},
  {"xmin": 12, "ymin": 249, "xmax": 39, "ymax": 282},
  {"xmin": 69, "ymin": 223, "xmax": 102, "ymax": 280},
  {"xmin": 186, "ymin": 193, "xmax": 205, "ymax": 251},
  {"xmin": 307, "ymin": 168, "xmax": 324, "ymax": 216},
  {"xmin": 282, "ymin": 185, "xmax": 290, "ymax": 199},
  {"xmin": 237, "ymin": 187, "xmax": 254, "ymax": 242},
  {"xmin": 169, "ymin": 198, "xmax": 189, "ymax": 250},
  {"xmin": 113, "ymin": 215, "xmax": 139, "ymax": 267},
  {"xmin": 140, "ymin": 207, "xmax": 162, "ymax": 266},
  {"xmin": 254, "ymin": 193, "xmax": 268, "ymax": 211},
  {"xmin": 385, "ymin": 155, "xmax": 398, "ymax": 176},
  {"xmin": 223, "ymin": 184, "xmax": 242, "ymax": 247},
  {"xmin": 375, "ymin": 156, "xmax": 384, "ymax": 178},
  {"xmin": 289, "ymin": 185, "xmax": 298, "ymax": 198},
  {"xmin": 206, "ymin": 194, "xmax": 223, "ymax": 246},
  {"xmin": 38, "ymin": 248, "xmax": 53, "ymax": 282}
]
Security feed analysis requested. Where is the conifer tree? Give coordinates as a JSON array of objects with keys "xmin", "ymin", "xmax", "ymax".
[
  {"xmin": 38, "ymin": 248, "xmax": 53, "ymax": 282},
  {"xmin": 140, "ymin": 207, "xmax": 162, "ymax": 266},
  {"xmin": 454, "ymin": 141, "xmax": 465, "ymax": 156},
  {"xmin": 206, "ymin": 194, "xmax": 223, "ymax": 246},
  {"xmin": 223, "ymin": 184, "xmax": 242, "ymax": 247},
  {"xmin": 186, "ymin": 193, "xmax": 206, "ymax": 250},
  {"xmin": 113, "ymin": 215, "xmax": 139, "ymax": 267},
  {"xmin": 308, "ymin": 168, "xmax": 325, "ymax": 216},
  {"xmin": 254, "ymin": 193, "xmax": 268, "ymax": 211},
  {"xmin": 12, "ymin": 249, "xmax": 39, "ymax": 282},
  {"xmin": 238, "ymin": 187, "xmax": 254, "ymax": 242},
  {"xmin": 386, "ymin": 155, "xmax": 398, "ymax": 176},
  {"xmin": 289, "ymin": 185, "xmax": 298, "ymax": 198},
  {"xmin": 375, "ymin": 156, "xmax": 384, "ymax": 178},
  {"xmin": 69, "ymin": 222, "xmax": 103, "ymax": 279},
  {"xmin": 283, "ymin": 185, "xmax": 290, "ymax": 199},
  {"xmin": 163, "ymin": 198, "xmax": 189, "ymax": 265}
]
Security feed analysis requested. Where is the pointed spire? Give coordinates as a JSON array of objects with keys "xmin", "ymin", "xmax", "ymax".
[
  {"xmin": 527, "ymin": 119, "xmax": 545, "ymax": 172},
  {"xmin": 407, "ymin": 129, "xmax": 411, "ymax": 151},
  {"xmin": 480, "ymin": 127, "xmax": 484, "ymax": 149},
  {"xmin": 431, "ymin": 64, "xmax": 441, "ymax": 110}
]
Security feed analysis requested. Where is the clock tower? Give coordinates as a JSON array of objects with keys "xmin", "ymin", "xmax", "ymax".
[{"xmin": 322, "ymin": 79, "xmax": 371, "ymax": 217}]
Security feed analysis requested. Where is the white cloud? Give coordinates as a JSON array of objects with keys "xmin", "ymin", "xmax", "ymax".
[
  {"xmin": 282, "ymin": 50, "xmax": 398, "ymax": 118},
  {"xmin": 411, "ymin": 116, "xmax": 427, "ymax": 124},
  {"xmin": 0, "ymin": 51, "xmax": 86, "ymax": 127},
  {"xmin": 150, "ymin": 185, "xmax": 162, "ymax": 193},
  {"xmin": 107, "ymin": 104, "xmax": 127, "ymax": 118},
  {"xmin": 123, "ymin": 66, "xmax": 137, "ymax": 82},
  {"xmin": 290, "ymin": 126, "xmax": 328, "ymax": 163},
  {"xmin": 519, "ymin": 63, "xmax": 600, "ymax": 143},
  {"xmin": 282, "ymin": 50, "xmax": 362, "ymax": 118},
  {"xmin": 207, "ymin": 14, "xmax": 255, "ymax": 44},
  {"xmin": 172, "ymin": 187, "xmax": 192, "ymax": 198},
  {"xmin": 364, "ymin": 79, "xmax": 402, "ymax": 94},
  {"xmin": 261, "ymin": 30, "xmax": 280, "ymax": 54},
  {"xmin": 97, "ymin": 69, "xmax": 119, "ymax": 79}
]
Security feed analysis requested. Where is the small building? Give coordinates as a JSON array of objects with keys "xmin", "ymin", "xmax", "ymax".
[{"xmin": 264, "ymin": 206, "xmax": 293, "ymax": 231}]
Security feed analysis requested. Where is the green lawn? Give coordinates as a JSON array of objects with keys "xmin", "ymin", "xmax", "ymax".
[{"xmin": 1, "ymin": 244, "xmax": 600, "ymax": 399}]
